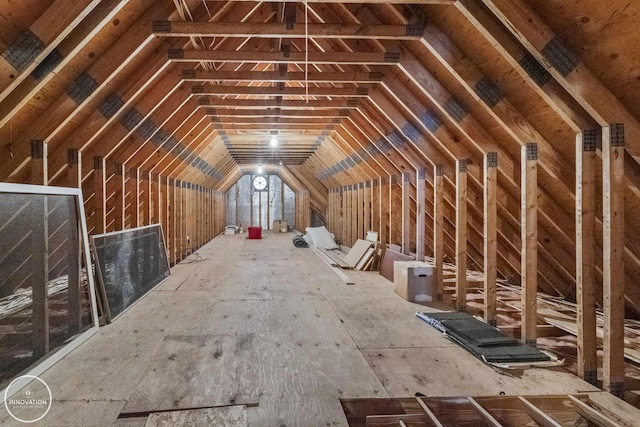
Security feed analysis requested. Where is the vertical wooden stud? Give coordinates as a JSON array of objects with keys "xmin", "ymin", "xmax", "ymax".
[
  {"xmin": 113, "ymin": 163, "xmax": 125, "ymax": 231},
  {"xmin": 456, "ymin": 159, "xmax": 468, "ymax": 312},
  {"xmin": 127, "ymin": 168, "xmax": 139, "ymax": 228},
  {"xmin": 602, "ymin": 124, "xmax": 625, "ymax": 397},
  {"xmin": 521, "ymin": 143, "xmax": 538, "ymax": 346},
  {"xmin": 32, "ymin": 193, "xmax": 49, "ymax": 357},
  {"xmin": 31, "ymin": 140, "xmax": 47, "ymax": 185},
  {"xmin": 168, "ymin": 179, "xmax": 176, "ymax": 265},
  {"xmin": 67, "ymin": 149, "xmax": 81, "ymax": 188},
  {"xmin": 364, "ymin": 181, "xmax": 371, "ymax": 234},
  {"xmin": 484, "ymin": 152, "xmax": 498, "ymax": 326},
  {"xmin": 93, "ymin": 156, "xmax": 106, "ymax": 234},
  {"xmin": 416, "ymin": 169, "xmax": 426, "ymax": 261},
  {"xmin": 402, "ymin": 172, "xmax": 412, "ymax": 255},
  {"xmin": 151, "ymin": 173, "xmax": 160, "ymax": 224},
  {"xmin": 141, "ymin": 171, "xmax": 151, "ymax": 226},
  {"xmin": 351, "ymin": 185, "xmax": 358, "ymax": 243},
  {"xmin": 67, "ymin": 194, "xmax": 81, "ymax": 334},
  {"xmin": 373, "ymin": 179, "xmax": 380, "ymax": 236},
  {"xmin": 576, "ymin": 130, "xmax": 598, "ymax": 385},
  {"xmin": 433, "ymin": 165, "xmax": 444, "ymax": 301}
]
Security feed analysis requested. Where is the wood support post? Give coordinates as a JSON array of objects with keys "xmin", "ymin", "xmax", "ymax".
[
  {"xmin": 127, "ymin": 168, "xmax": 139, "ymax": 228},
  {"xmin": 402, "ymin": 172, "xmax": 412, "ymax": 255},
  {"xmin": 181, "ymin": 182, "xmax": 188, "ymax": 257},
  {"xmin": 31, "ymin": 140, "xmax": 47, "ymax": 185},
  {"xmin": 521, "ymin": 143, "xmax": 538, "ymax": 346},
  {"xmin": 339, "ymin": 187, "xmax": 346, "ymax": 244},
  {"xmin": 484, "ymin": 152, "xmax": 498, "ymax": 326},
  {"xmin": 456, "ymin": 159, "xmax": 468, "ymax": 312},
  {"xmin": 176, "ymin": 180, "xmax": 183, "ymax": 261},
  {"xmin": 32, "ymin": 194, "xmax": 49, "ymax": 357},
  {"xmin": 381, "ymin": 177, "xmax": 390, "ymax": 247},
  {"xmin": 151, "ymin": 173, "xmax": 160, "ymax": 224},
  {"xmin": 141, "ymin": 171, "xmax": 150, "ymax": 226},
  {"xmin": 372, "ymin": 179, "xmax": 380, "ymax": 236},
  {"xmin": 416, "ymin": 169, "xmax": 426, "ymax": 261},
  {"xmin": 168, "ymin": 179, "xmax": 176, "ymax": 265},
  {"xmin": 350, "ymin": 186, "xmax": 357, "ymax": 243},
  {"xmin": 358, "ymin": 182, "xmax": 364, "ymax": 238},
  {"xmin": 66, "ymin": 195, "xmax": 81, "ymax": 335},
  {"xmin": 93, "ymin": 156, "xmax": 105, "ymax": 234},
  {"xmin": 113, "ymin": 163, "xmax": 125, "ymax": 231},
  {"xmin": 67, "ymin": 149, "xmax": 81, "ymax": 188},
  {"xmin": 433, "ymin": 165, "xmax": 444, "ymax": 301},
  {"xmin": 576, "ymin": 130, "xmax": 598, "ymax": 385},
  {"xmin": 602, "ymin": 124, "xmax": 625, "ymax": 397},
  {"xmin": 364, "ymin": 181, "xmax": 371, "ymax": 235}
]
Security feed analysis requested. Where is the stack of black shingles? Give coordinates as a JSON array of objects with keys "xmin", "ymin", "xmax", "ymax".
[{"xmin": 417, "ymin": 311, "xmax": 550, "ymax": 363}]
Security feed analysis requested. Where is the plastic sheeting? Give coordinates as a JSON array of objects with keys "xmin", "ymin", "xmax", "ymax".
[{"xmin": 225, "ymin": 174, "xmax": 295, "ymax": 229}]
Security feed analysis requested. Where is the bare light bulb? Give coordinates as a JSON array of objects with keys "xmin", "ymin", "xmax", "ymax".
[
  {"xmin": 257, "ymin": 165, "xmax": 263, "ymax": 174},
  {"xmin": 270, "ymin": 136, "xmax": 278, "ymax": 147}
]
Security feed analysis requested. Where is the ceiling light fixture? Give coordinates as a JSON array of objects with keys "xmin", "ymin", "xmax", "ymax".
[
  {"xmin": 270, "ymin": 135, "xmax": 278, "ymax": 147},
  {"xmin": 257, "ymin": 165, "xmax": 263, "ymax": 174}
]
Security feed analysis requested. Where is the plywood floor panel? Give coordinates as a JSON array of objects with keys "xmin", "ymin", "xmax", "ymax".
[
  {"xmin": 0, "ymin": 231, "xmax": 597, "ymax": 426},
  {"xmin": 363, "ymin": 347, "xmax": 599, "ymax": 398}
]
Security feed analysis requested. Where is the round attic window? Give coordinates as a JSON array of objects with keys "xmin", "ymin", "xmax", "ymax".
[{"xmin": 252, "ymin": 175, "xmax": 268, "ymax": 191}]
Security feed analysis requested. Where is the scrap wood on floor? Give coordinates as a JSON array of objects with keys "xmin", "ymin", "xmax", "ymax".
[{"xmin": 340, "ymin": 392, "xmax": 640, "ymax": 427}]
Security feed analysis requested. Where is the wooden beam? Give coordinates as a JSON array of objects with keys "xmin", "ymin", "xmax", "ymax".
[
  {"xmin": 484, "ymin": 152, "xmax": 498, "ymax": 326},
  {"xmin": 155, "ymin": 22, "xmax": 423, "ymax": 40},
  {"xmin": 518, "ymin": 397, "xmax": 562, "ymax": 427},
  {"xmin": 192, "ymin": 85, "xmax": 371, "ymax": 97},
  {"xmin": 205, "ymin": 108, "xmax": 350, "ymax": 118},
  {"xmin": 576, "ymin": 130, "xmax": 598, "ymax": 385},
  {"xmin": 127, "ymin": 168, "xmax": 139, "ymax": 228},
  {"xmin": 521, "ymin": 143, "xmax": 538, "ymax": 346},
  {"xmin": 67, "ymin": 191, "xmax": 81, "ymax": 334},
  {"xmin": 456, "ymin": 159, "xmax": 468, "ymax": 312},
  {"xmin": 172, "ymin": 50, "xmax": 401, "ymax": 65},
  {"xmin": 141, "ymin": 171, "xmax": 151, "ymax": 226},
  {"xmin": 480, "ymin": 0, "xmax": 640, "ymax": 164},
  {"xmin": 402, "ymin": 172, "xmax": 412, "ymax": 255},
  {"xmin": 433, "ymin": 165, "xmax": 444, "ymax": 301},
  {"xmin": 30, "ymin": 140, "xmax": 47, "ymax": 186},
  {"xmin": 198, "ymin": 98, "xmax": 359, "ymax": 109},
  {"xmin": 182, "ymin": 70, "xmax": 384, "ymax": 83},
  {"xmin": 168, "ymin": 179, "xmax": 176, "ymax": 265},
  {"xmin": 66, "ymin": 149, "xmax": 81, "ymax": 188},
  {"xmin": 0, "ymin": 0, "xmax": 101, "ymax": 103},
  {"xmin": 415, "ymin": 170, "xmax": 426, "ymax": 261},
  {"xmin": 113, "ymin": 163, "xmax": 125, "ymax": 231},
  {"xmin": 31, "ymin": 193, "xmax": 49, "ymax": 357},
  {"xmin": 568, "ymin": 396, "xmax": 621, "ymax": 427},
  {"xmin": 202, "ymin": 0, "xmax": 453, "ymax": 3},
  {"xmin": 602, "ymin": 124, "xmax": 625, "ymax": 398},
  {"xmin": 93, "ymin": 156, "xmax": 106, "ymax": 234},
  {"xmin": 364, "ymin": 181, "xmax": 371, "ymax": 236}
]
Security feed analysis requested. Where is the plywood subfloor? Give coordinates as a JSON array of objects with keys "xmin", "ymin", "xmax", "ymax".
[{"xmin": 0, "ymin": 232, "xmax": 598, "ymax": 426}]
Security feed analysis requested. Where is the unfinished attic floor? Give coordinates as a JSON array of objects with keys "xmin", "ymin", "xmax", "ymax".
[{"xmin": 0, "ymin": 231, "xmax": 598, "ymax": 427}]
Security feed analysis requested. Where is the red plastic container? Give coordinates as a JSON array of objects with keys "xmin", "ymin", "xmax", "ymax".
[{"xmin": 247, "ymin": 226, "xmax": 262, "ymax": 239}]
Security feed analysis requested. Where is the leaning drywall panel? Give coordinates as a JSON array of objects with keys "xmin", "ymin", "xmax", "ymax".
[{"xmin": 0, "ymin": 183, "xmax": 99, "ymax": 396}]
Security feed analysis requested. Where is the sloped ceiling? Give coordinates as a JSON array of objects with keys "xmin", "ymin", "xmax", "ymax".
[{"xmin": 1, "ymin": 0, "xmax": 640, "ymax": 314}]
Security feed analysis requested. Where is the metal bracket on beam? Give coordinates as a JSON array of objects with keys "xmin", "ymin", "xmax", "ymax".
[{"xmin": 152, "ymin": 21, "xmax": 172, "ymax": 33}]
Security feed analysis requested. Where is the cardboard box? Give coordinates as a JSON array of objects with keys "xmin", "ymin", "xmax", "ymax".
[
  {"xmin": 273, "ymin": 219, "xmax": 288, "ymax": 232},
  {"xmin": 393, "ymin": 261, "xmax": 435, "ymax": 302}
]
